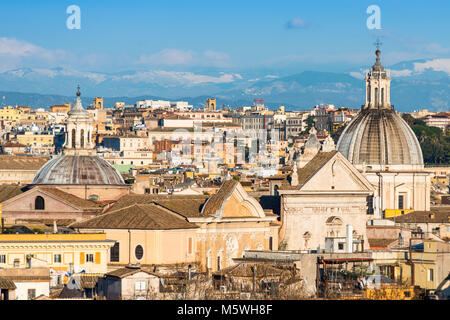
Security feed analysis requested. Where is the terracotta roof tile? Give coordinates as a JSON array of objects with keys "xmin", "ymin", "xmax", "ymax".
[
  {"xmin": 39, "ymin": 187, "xmax": 103, "ymax": 211},
  {"xmin": 201, "ymin": 180, "xmax": 239, "ymax": 216},
  {"xmin": 107, "ymin": 194, "xmax": 208, "ymax": 213},
  {"xmin": 280, "ymin": 151, "xmax": 337, "ymax": 190},
  {"xmin": 0, "ymin": 156, "xmax": 49, "ymax": 170},
  {"xmin": 70, "ymin": 203, "xmax": 197, "ymax": 230},
  {"xmin": 0, "ymin": 277, "xmax": 16, "ymax": 290},
  {"xmin": 0, "ymin": 185, "xmax": 26, "ymax": 203},
  {"xmin": 106, "ymin": 267, "xmax": 159, "ymax": 279},
  {"xmin": 388, "ymin": 207, "xmax": 450, "ymax": 223}
]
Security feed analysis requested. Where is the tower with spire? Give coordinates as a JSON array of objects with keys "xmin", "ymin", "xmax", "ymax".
[
  {"xmin": 364, "ymin": 39, "xmax": 392, "ymax": 110},
  {"xmin": 63, "ymin": 86, "xmax": 96, "ymax": 156}
]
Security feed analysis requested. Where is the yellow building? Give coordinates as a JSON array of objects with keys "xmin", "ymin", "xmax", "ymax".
[
  {"xmin": 0, "ymin": 233, "xmax": 115, "ymax": 275},
  {"xmin": 0, "ymin": 106, "xmax": 23, "ymax": 121},
  {"xmin": 427, "ymin": 166, "xmax": 450, "ymax": 186},
  {"xmin": 206, "ymin": 98, "xmax": 216, "ymax": 111},
  {"xmin": 93, "ymin": 97, "xmax": 104, "ymax": 110},
  {"xmin": 384, "ymin": 209, "xmax": 414, "ymax": 218},
  {"xmin": 16, "ymin": 132, "xmax": 54, "ymax": 147},
  {"xmin": 364, "ymin": 286, "xmax": 417, "ymax": 300},
  {"xmin": 50, "ymin": 104, "xmax": 71, "ymax": 113}
]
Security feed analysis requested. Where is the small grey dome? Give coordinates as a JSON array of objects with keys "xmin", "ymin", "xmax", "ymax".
[
  {"xmin": 32, "ymin": 155, "xmax": 126, "ymax": 185},
  {"xmin": 337, "ymin": 109, "xmax": 423, "ymax": 166}
]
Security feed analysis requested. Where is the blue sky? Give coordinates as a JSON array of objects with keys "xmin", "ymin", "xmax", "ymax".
[{"xmin": 0, "ymin": 0, "xmax": 449, "ymax": 76}]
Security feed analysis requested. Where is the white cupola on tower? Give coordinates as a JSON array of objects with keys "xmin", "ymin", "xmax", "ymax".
[
  {"xmin": 364, "ymin": 42, "xmax": 391, "ymax": 110},
  {"xmin": 64, "ymin": 86, "xmax": 96, "ymax": 156}
]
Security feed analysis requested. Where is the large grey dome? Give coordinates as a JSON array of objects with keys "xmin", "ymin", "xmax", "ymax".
[
  {"xmin": 337, "ymin": 109, "xmax": 423, "ymax": 166},
  {"xmin": 32, "ymin": 155, "xmax": 126, "ymax": 185}
]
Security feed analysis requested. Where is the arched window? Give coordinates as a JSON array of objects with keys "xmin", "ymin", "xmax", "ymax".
[
  {"xmin": 374, "ymin": 88, "xmax": 378, "ymax": 106},
  {"xmin": 381, "ymin": 88, "xmax": 385, "ymax": 105},
  {"xmin": 72, "ymin": 129, "xmax": 76, "ymax": 148},
  {"xmin": 35, "ymin": 196, "xmax": 45, "ymax": 210},
  {"xmin": 273, "ymin": 185, "xmax": 279, "ymax": 196},
  {"xmin": 110, "ymin": 242, "xmax": 120, "ymax": 262},
  {"xmin": 80, "ymin": 129, "xmax": 85, "ymax": 148}
]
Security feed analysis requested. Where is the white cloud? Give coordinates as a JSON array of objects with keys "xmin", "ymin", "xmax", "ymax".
[
  {"xmin": 390, "ymin": 69, "xmax": 413, "ymax": 77},
  {"xmin": 119, "ymin": 70, "xmax": 239, "ymax": 85},
  {"xmin": 349, "ymin": 71, "xmax": 365, "ymax": 80},
  {"xmin": 136, "ymin": 49, "xmax": 231, "ymax": 67},
  {"xmin": 286, "ymin": 17, "xmax": 309, "ymax": 29},
  {"xmin": 137, "ymin": 49, "xmax": 196, "ymax": 66},
  {"xmin": 414, "ymin": 59, "xmax": 450, "ymax": 75}
]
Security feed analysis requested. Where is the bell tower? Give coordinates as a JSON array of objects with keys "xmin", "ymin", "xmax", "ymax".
[
  {"xmin": 63, "ymin": 86, "xmax": 96, "ymax": 156},
  {"xmin": 364, "ymin": 39, "xmax": 391, "ymax": 110}
]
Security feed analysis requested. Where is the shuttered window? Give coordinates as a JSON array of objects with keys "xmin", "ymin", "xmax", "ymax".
[
  {"xmin": 95, "ymin": 252, "xmax": 101, "ymax": 264},
  {"xmin": 80, "ymin": 252, "xmax": 85, "ymax": 264}
]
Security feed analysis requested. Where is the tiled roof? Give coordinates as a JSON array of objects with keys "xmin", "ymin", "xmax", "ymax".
[
  {"xmin": 388, "ymin": 206, "xmax": 450, "ymax": 223},
  {"xmin": 106, "ymin": 266, "xmax": 158, "ymax": 279},
  {"xmin": 153, "ymin": 199, "xmax": 207, "ymax": 218},
  {"xmin": 0, "ymin": 185, "xmax": 26, "ymax": 203},
  {"xmin": 0, "ymin": 155, "xmax": 49, "ymax": 170},
  {"xmin": 280, "ymin": 151, "xmax": 338, "ymax": 190},
  {"xmin": 39, "ymin": 187, "xmax": 103, "ymax": 211},
  {"xmin": 107, "ymin": 194, "xmax": 208, "ymax": 213},
  {"xmin": 0, "ymin": 277, "xmax": 16, "ymax": 290},
  {"xmin": 201, "ymin": 180, "xmax": 239, "ymax": 216},
  {"xmin": 368, "ymin": 238, "xmax": 397, "ymax": 249},
  {"xmin": 0, "ymin": 268, "xmax": 50, "ymax": 282},
  {"xmin": 70, "ymin": 203, "xmax": 197, "ymax": 230}
]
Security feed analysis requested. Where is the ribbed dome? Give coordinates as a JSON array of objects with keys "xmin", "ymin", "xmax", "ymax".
[
  {"xmin": 32, "ymin": 155, "xmax": 126, "ymax": 185},
  {"xmin": 337, "ymin": 109, "xmax": 423, "ymax": 166}
]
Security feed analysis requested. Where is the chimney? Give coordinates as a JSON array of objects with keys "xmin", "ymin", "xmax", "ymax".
[{"xmin": 346, "ymin": 224, "xmax": 353, "ymax": 253}]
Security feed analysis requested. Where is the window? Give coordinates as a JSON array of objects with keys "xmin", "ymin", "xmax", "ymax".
[
  {"xmin": 86, "ymin": 254, "xmax": 94, "ymax": 263},
  {"xmin": 0, "ymin": 255, "xmax": 5, "ymax": 263},
  {"xmin": 14, "ymin": 259, "xmax": 20, "ymax": 268},
  {"xmin": 217, "ymin": 256, "xmax": 221, "ymax": 271},
  {"xmin": 366, "ymin": 196, "xmax": 374, "ymax": 215},
  {"xmin": 398, "ymin": 195, "xmax": 405, "ymax": 210},
  {"xmin": 428, "ymin": 269, "xmax": 434, "ymax": 282},
  {"xmin": 110, "ymin": 242, "xmax": 120, "ymax": 262},
  {"xmin": 54, "ymin": 254, "xmax": 62, "ymax": 263},
  {"xmin": 135, "ymin": 245, "xmax": 144, "ymax": 260},
  {"xmin": 269, "ymin": 237, "xmax": 273, "ymax": 251},
  {"xmin": 35, "ymin": 196, "xmax": 45, "ymax": 210},
  {"xmin": 338, "ymin": 243, "xmax": 344, "ymax": 250},
  {"xmin": 72, "ymin": 129, "xmax": 76, "ymax": 148},
  {"xmin": 135, "ymin": 281, "xmax": 146, "ymax": 291},
  {"xmin": 27, "ymin": 289, "xmax": 36, "ymax": 300}
]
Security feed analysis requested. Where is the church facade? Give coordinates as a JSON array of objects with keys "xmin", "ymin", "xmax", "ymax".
[{"xmin": 278, "ymin": 151, "xmax": 374, "ymax": 252}]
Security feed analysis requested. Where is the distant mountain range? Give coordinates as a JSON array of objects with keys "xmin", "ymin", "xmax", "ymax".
[{"xmin": 0, "ymin": 58, "xmax": 449, "ymax": 112}]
